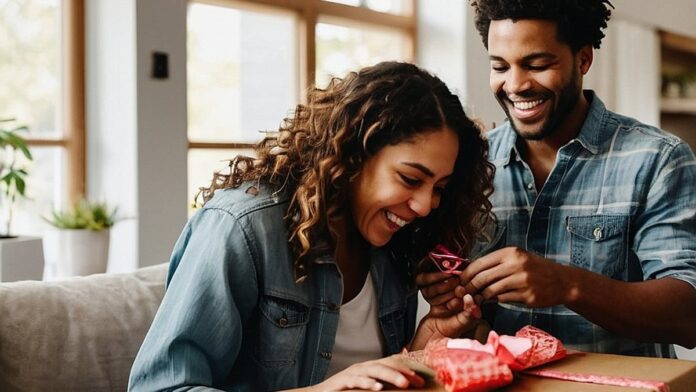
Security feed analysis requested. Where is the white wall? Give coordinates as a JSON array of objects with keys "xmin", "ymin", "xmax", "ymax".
[
  {"xmin": 135, "ymin": 0, "xmax": 189, "ymax": 267},
  {"xmin": 417, "ymin": 1, "xmax": 504, "ymax": 129},
  {"xmin": 86, "ymin": 0, "xmax": 188, "ymax": 271},
  {"xmin": 86, "ymin": 0, "xmax": 138, "ymax": 271}
]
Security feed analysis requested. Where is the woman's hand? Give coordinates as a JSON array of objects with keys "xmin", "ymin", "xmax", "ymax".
[
  {"xmin": 306, "ymin": 356, "xmax": 424, "ymax": 391},
  {"xmin": 416, "ymin": 270, "xmax": 467, "ymax": 317},
  {"xmin": 409, "ymin": 294, "xmax": 482, "ymax": 351}
]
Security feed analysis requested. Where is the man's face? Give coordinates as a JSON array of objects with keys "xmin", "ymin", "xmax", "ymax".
[{"xmin": 487, "ymin": 19, "xmax": 585, "ymax": 140}]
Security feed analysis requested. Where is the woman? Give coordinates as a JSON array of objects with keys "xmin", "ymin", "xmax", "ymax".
[{"xmin": 128, "ymin": 61, "xmax": 494, "ymax": 391}]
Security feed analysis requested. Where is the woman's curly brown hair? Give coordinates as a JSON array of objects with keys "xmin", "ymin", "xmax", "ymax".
[
  {"xmin": 470, "ymin": 0, "xmax": 614, "ymax": 52},
  {"xmin": 197, "ymin": 61, "xmax": 495, "ymax": 282}
]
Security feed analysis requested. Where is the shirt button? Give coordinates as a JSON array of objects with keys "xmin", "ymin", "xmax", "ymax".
[
  {"xmin": 593, "ymin": 227, "xmax": 603, "ymax": 241},
  {"xmin": 320, "ymin": 351, "xmax": 332, "ymax": 359},
  {"xmin": 278, "ymin": 317, "xmax": 289, "ymax": 327},
  {"xmin": 527, "ymin": 183, "xmax": 534, "ymax": 190},
  {"xmin": 327, "ymin": 302, "xmax": 340, "ymax": 311}
]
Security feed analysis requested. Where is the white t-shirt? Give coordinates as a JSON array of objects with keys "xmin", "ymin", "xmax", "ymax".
[{"xmin": 325, "ymin": 271, "xmax": 386, "ymax": 377}]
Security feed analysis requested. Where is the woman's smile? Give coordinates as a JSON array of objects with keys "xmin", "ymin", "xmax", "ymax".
[{"xmin": 349, "ymin": 127, "xmax": 459, "ymax": 247}]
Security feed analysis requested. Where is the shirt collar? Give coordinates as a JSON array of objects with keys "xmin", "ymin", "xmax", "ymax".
[
  {"xmin": 574, "ymin": 90, "xmax": 611, "ymax": 155},
  {"xmin": 498, "ymin": 89, "xmax": 609, "ymax": 166}
]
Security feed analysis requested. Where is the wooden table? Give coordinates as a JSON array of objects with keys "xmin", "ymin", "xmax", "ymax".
[{"xmin": 369, "ymin": 352, "xmax": 696, "ymax": 391}]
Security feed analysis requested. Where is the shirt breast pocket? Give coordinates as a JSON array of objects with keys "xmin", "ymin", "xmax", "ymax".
[
  {"xmin": 252, "ymin": 294, "xmax": 309, "ymax": 367},
  {"xmin": 566, "ymin": 214, "xmax": 629, "ymax": 278}
]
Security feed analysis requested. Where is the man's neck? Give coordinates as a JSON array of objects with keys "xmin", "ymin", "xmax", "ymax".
[{"xmin": 520, "ymin": 91, "xmax": 590, "ymax": 189}]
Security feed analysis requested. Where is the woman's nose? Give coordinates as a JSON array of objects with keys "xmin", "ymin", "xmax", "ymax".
[{"xmin": 407, "ymin": 189, "xmax": 434, "ymax": 217}]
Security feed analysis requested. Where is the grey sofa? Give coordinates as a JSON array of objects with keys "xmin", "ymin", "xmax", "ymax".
[{"xmin": 0, "ymin": 263, "xmax": 167, "ymax": 392}]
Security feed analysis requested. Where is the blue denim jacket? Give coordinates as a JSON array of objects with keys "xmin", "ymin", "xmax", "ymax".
[
  {"xmin": 128, "ymin": 184, "xmax": 418, "ymax": 391},
  {"xmin": 480, "ymin": 91, "xmax": 696, "ymax": 357}
]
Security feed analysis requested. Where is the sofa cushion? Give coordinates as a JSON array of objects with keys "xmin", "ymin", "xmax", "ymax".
[{"xmin": 0, "ymin": 263, "xmax": 167, "ymax": 392}]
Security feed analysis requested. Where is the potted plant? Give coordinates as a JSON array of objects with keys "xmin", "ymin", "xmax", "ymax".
[
  {"xmin": 0, "ymin": 119, "xmax": 44, "ymax": 282},
  {"xmin": 0, "ymin": 118, "xmax": 32, "ymax": 238},
  {"xmin": 44, "ymin": 199, "xmax": 118, "ymax": 278}
]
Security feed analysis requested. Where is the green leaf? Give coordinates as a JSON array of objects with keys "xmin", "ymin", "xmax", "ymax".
[
  {"xmin": 46, "ymin": 199, "xmax": 118, "ymax": 230},
  {"xmin": 14, "ymin": 175, "xmax": 25, "ymax": 195}
]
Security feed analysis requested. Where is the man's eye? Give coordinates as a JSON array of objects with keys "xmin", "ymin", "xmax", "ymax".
[
  {"xmin": 399, "ymin": 173, "xmax": 420, "ymax": 186},
  {"xmin": 491, "ymin": 66, "xmax": 508, "ymax": 73}
]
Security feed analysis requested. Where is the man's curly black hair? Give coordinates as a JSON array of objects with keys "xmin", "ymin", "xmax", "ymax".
[{"xmin": 470, "ymin": 0, "xmax": 614, "ymax": 52}]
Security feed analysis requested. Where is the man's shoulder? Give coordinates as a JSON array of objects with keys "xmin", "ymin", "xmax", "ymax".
[{"xmin": 605, "ymin": 110, "xmax": 683, "ymax": 150}]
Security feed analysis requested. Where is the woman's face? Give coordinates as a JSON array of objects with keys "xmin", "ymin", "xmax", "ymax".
[{"xmin": 349, "ymin": 126, "xmax": 459, "ymax": 247}]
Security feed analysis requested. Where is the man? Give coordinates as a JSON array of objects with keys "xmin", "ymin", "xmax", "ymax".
[{"xmin": 421, "ymin": 0, "xmax": 696, "ymax": 357}]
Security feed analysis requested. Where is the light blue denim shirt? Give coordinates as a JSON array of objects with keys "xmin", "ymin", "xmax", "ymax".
[
  {"xmin": 481, "ymin": 91, "xmax": 696, "ymax": 357},
  {"xmin": 128, "ymin": 185, "xmax": 418, "ymax": 391}
]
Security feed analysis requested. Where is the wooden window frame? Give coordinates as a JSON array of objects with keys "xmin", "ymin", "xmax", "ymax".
[
  {"xmin": 23, "ymin": 0, "xmax": 86, "ymax": 203},
  {"xmin": 188, "ymin": 0, "xmax": 417, "ymax": 151}
]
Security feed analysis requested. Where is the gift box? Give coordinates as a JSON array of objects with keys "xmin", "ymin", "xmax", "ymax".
[{"xmin": 394, "ymin": 351, "xmax": 696, "ymax": 391}]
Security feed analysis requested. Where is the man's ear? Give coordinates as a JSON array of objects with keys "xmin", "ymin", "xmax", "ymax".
[{"xmin": 578, "ymin": 45, "xmax": 593, "ymax": 75}]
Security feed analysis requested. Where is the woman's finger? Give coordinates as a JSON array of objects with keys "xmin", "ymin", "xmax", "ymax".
[
  {"xmin": 416, "ymin": 271, "xmax": 452, "ymax": 286},
  {"xmin": 461, "ymin": 294, "xmax": 482, "ymax": 319},
  {"xmin": 424, "ymin": 289, "xmax": 457, "ymax": 306},
  {"xmin": 445, "ymin": 296, "xmax": 463, "ymax": 311},
  {"xmin": 346, "ymin": 359, "xmax": 417, "ymax": 389}
]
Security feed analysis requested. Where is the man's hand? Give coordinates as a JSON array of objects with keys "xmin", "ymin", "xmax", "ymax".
[{"xmin": 459, "ymin": 247, "xmax": 575, "ymax": 308}]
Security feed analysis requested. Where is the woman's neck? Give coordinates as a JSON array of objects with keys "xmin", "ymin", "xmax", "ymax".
[{"xmin": 331, "ymin": 216, "xmax": 370, "ymax": 303}]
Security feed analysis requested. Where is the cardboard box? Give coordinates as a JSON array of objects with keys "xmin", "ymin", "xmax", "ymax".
[{"xmin": 384, "ymin": 352, "xmax": 696, "ymax": 391}]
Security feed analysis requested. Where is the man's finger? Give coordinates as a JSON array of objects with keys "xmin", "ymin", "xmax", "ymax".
[
  {"xmin": 480, "ymin": 274, "xmax": 523, "ymax": 300},
  {"xmin": 459, "ymin": 249, "xmax": 507, "ymax": 283}
]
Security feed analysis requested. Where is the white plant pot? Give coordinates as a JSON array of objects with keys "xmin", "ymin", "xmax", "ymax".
[
  {"xmin": 45, "ymin": 229, "xmax": 110, "ymax": 278},
  {"xmin": 0, "ymin": 236, "xmax": 45, "ymax": 282}
]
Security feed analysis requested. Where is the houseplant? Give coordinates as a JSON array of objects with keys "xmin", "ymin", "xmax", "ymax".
[
  {"xmin": 0, "ymin": 118, "xmax": 32, "ymax": 238},
  {"xmin": 44, "ymin": 199, "xmax": 118, "ymax": 277},
  {"xmin": 0, "ymin": 118, "xmax": 44, "ymax": 281}
]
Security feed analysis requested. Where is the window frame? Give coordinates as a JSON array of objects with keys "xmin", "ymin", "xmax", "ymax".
[
  {"xmin": 21, "ymin": 0, "xmax": 86, "ymax": 203},
  {"xmin": 187, "ymin": 0, "xmax": 417, "ymax": 151}
]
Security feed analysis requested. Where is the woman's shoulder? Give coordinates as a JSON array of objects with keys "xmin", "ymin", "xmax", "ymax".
[{"xmin": 202, "ymin": 182, "xmax": 292, "ymax": 219}]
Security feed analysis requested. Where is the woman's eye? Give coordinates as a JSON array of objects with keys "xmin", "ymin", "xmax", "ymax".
[
  {"xmin": 434, "ymin": 186, "xmax": 446, "ymax": 195},
  {"xmin": 399, "ymin": 173, "xmax": 420, "ymax": 187}
]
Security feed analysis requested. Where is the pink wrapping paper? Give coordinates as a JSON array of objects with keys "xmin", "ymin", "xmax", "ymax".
[
  {"xmin": 423, "ymin": 326, "xmax": 567, "ymax": 392},
  {"xmin": 419, "ymin": 326, "xmax": 670, "ymax": 392}
]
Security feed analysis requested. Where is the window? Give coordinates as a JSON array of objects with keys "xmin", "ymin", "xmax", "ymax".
[
  {"xmin": 186, "ymin": 0, "xmax": 415, "ymax": 212},
  {"xmin": 0, "ymin": 0, "xmax": 84, "ymax": 235}
]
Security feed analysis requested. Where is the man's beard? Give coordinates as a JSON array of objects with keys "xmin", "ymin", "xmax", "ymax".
[{"xmin": 498, "ymin": 68, "xmax": 582, "ymax": 141}]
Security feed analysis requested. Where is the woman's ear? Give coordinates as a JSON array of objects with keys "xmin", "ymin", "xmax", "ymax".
[{"xmin": 578, "ymin": 45, "xmax": 594, "ymax": 75}]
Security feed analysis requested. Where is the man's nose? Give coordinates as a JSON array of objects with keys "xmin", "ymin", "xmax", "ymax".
[{"xmin": 505, "ymin": 67, "xmax": 532, "ymax": 95}]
